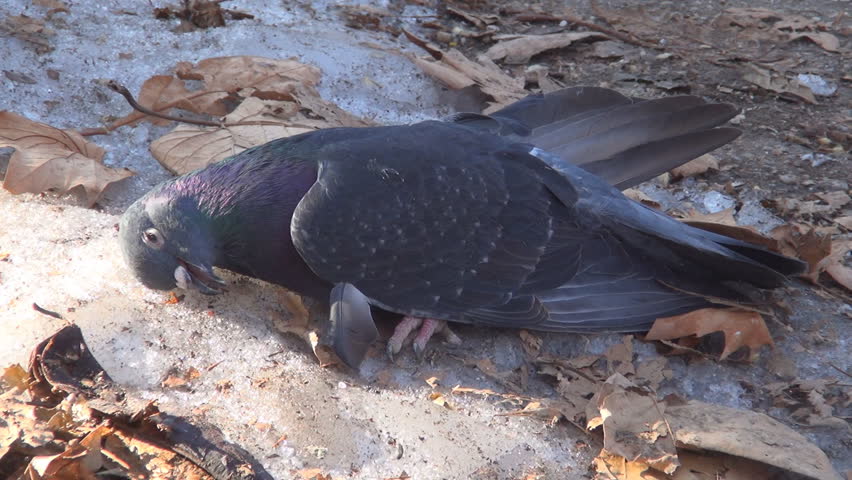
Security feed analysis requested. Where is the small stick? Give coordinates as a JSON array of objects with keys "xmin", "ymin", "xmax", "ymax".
[
  {"xmin": 32, "ymin": 302, "xmax": 63, "ymax": 320},
  {"xmin": 80, "ymin": 80, "xmax": 319, "ymax": 136},
  {"xmin": 514, "ymin": 12, "xmax": 657, "ymax": 48}
]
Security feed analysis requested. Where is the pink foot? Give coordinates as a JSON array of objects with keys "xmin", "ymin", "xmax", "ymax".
[{"xmin": 386, "ymin": 316, "xmax": 462, "ymax": 361}]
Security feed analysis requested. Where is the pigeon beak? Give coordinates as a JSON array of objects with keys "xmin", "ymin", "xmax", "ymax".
[{"xmin": 174, "ymin": 259, "xmax": 227, "ymax": 295}]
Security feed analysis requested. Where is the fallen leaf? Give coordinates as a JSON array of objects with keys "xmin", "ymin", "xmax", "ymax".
[
  {"xmin": 815, "ymin": 191, "xmax": 851, "ymax": 211},
  {"xmin": 485, "ymin": 32, "xmax": 607, "ymax": 64},
  {"xmin": 150, "ymin": 97, "xmax": 314, "ymax": 175},
  {"xmin": 666, "ymin": 399, "xmax": 842, "ymax": 480},
  {"xmin": 519, "ymin": 330, "xmax": 542, "ymax": 357},
  {"xmin": 402, "ymin": 30, "xmax": 524, "ymax": 113},
  {"xmin": 825, "ymin": 263, "xmax": 852, "ymax": 292},
  {"xmin": 623, "ymin": 188, "xmax": 661, "ymax": 209},
  {"xmin": 770, "ymin": 225, "xmax": 831, "ymax": 282},
  {"xmin": 428, "ymin": 392, "xmax": 454, "ymax": 409},
  {"xmin": 669, "ymin": 154, "xmax": 719, "ymax": 179},
  {"xmin": 0, "ymin": 112, "xmax": 133, "ymax": 206},
  {"xmin": 743, "ymin": 65, "xmax": 817, "ymax": 104},
  {"xmin": 163, "ymin": 292, "xmax": 183, "ymax": 304},
  {"xmin": 0, "ymin": 15, "xmax": 55, "ymax": 53},
  {"xmin": 586, "ymin": 374, "xmax": 678, "ymax": 474},
  {"xmin": 646, "ymin": 308, "xmax": 774, "ymax": 360},
  {"xmin": 2, "ymin": 364, "xmax": 29, "ymax": 391},
  {"xmin": 681, "ymin": 207, "xmax": 738, "ymax": 226},
  {"xmin": 110, "ymin": 56, "xmax": 368, "ymax": 137},
  {"xmin": 789, "ymin": 32, "xmax": 840, "ymax": 52},
  {"xmin": 604, "ymin": 335, "xmax": 635, "ymax": 376},
  {"xmin": 835, "ymin": 216, "xmax": 852, "ymax": 230}
]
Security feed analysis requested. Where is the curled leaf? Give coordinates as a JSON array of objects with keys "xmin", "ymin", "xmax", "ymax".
[
  {"xmin": 0, "ymin": 112, "xmax": 133, "ymax": 206},
  {"xmin": 646, "ymin": 308, "xmax": 773, "ymax": 360}
]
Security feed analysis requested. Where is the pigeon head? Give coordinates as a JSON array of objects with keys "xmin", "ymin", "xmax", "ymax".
[{"xmin": 120, "ymin": 191, "xmax": 226, "ymax": 295}]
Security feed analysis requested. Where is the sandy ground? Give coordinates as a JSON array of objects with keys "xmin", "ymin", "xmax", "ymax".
[{"xmin": 1, "ymin": 1, "xmax": 849, "ymax": 479}]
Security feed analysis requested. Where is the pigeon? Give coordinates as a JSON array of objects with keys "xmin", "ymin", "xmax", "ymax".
[{"xmin": 120, "ymin": 86, "xmax": 805, "ymax": 368}]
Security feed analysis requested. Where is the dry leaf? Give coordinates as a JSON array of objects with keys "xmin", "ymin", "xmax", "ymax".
[
  {"xmin": 623, "ymin": 188, "xmax": 661, "ymax": 209},
  {"xmin": 604, "ymin": 335, "xmax": 635, "ymax": 376},
  {"xmin": 789, "ymin": 32, "xmax": 840, "ymax": 52},
  {"xmin": 428, "ymin": 392, "xmax": 454, "ymax": 409},
  {"xmin": 646, "ymin": 308, "xmax": 773, "ymax": 360},
  {"xmin": 825, "ymin": 263, "xmax": 852, "ymax": 291},
  {"xmin": 769, "ymin": 225, "xmax": 831, "ymax": 282},
  {"xmin": 485, "ymin": 32, "xmax": 608, "ymax": 64},
  {"xmin": 175, "ymin": 56, "xmax": 320, "ymax": 101},
  {"xmin": 669, "ymin": 154, "xmax": 719, "ymax": 179},
  {"xmin": 402, "ymin": 30, "xmax": 524, "ymax": 113},
  {"xmin": 519, "ymin": 330, "xmax": 542, "ymax": 357},
  {"xmin": 111, "ymin": 56, "xmax": 368, "ymax": 135},
  {"xmin": 587, "ymin": 374, "xmax": 678, "ymax": 474},
  {"xmin": 150, "ymin": 97, "xmax": 314, "ymax": 175},
  {"xmin": 666, "ymin": 400, "xmax": 843, "ymax": 480},
  {"xmin": 834, "ymin": 216, "xmax": 852, "ymax": 230},
  {"xmin": 743, "ymin": 65, "xmax": 817, "ymax": 104},
  {"xmin": 0, "ymin": 112, "xmax": 133, "ymax": 206},
  {"xmin": 815, "ymin": 191, "xmax": 851, "ymax": 210}
]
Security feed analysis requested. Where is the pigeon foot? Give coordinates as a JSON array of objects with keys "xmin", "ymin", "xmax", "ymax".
[{"xmin": 386, "ymin": 316, "xmax": 461, "ymax": 361}]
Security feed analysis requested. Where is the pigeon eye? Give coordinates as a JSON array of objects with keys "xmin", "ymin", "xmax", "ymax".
[{"xmin": 142, "ymin": 228, "xmax": 164, "ymax": 249}]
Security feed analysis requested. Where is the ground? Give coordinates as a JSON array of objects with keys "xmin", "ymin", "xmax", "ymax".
[{"xmin": 0, "ymin": 1, "xmax": 849, "ymax": 479}]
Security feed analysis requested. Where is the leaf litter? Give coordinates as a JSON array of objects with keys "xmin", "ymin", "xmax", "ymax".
[{"xmin": 0, "ymin": 324, "xmax": 271, "ymax": 479}]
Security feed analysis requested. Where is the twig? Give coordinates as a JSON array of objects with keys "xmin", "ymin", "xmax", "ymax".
[
  {"xmin": 514, "ymin": 11, "xmax": 656, "ymax": 49},
  {"xmin": 80, "ymin": 80, "xmax": 319, "ymax": 136},
  {"xmin": 106, "ymin": 81, "xmax": 223, "ymax": 127},
  {"xmin": 828, "ymin": 362, "xmax": 852, "ymax": 379},
  {"xmin": 32, "ymin": 302, "xmax": 63, "ymax": 320}
]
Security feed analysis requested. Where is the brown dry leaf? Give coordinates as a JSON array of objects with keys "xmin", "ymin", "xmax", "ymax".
[
  {"xmin": 834, "ymin": 216, "xmax": 852, "ymax": 230},
  {"xmin": 485, "ymin": 32, "xmax": 608, "ymax": 64},
  {"xmin": 0, "ymin": 112, "xmax": 133, "ymax": 206},
  {"xmin": 681, "ymin": 207, "xmax": 737, "ymax": 226},
  {"xmin": 34, "ymin": 0, "xmax": 68, "ymax": 8},
  {"xmin": 815, "ymin": 191, "xmax": 852, "ymax": 211},
  {"xmin": 536, "ymin": 355, "xmax": 607, "ymax": 423},
  {"xmin": 825, "ymin": 263, "xmax": 852, "ymax": 291},
  {"xmin": 112, "ymin": 56, "xmax": 367, "ymax": 134},
  {"xmin": 604, "ymin": 335, "xmax": 635, "ymax": 376},
  {"xmin": 0, "ymin": 15, "xmax": 55, "ymax": 52},
  {"xmin": 789, "ymin": 32, "xmax": 840, "ymax": 52},
  {"xmin": 646, "ymin": 308, "xmax": 773, "ymax": 360},
  {"xmin": 586, "ymin": 374, "xmax": 678, "ymax": 474},
  {"xmin": 163, "ymin": 292, "xmax": 183, "ymax": 304},
  {"xmin": 2, "ymin": 364, "xmax": 30, "ymax": 391},
  {"xmin": 519, "ymin": 330, "xmax": 542, "ymax": 358},
  {"xmin": 743, "ymin": 65, "xmax": 817, "ymax": 104},
  {"xmin": 428, "ymin": 392, "xmax": 454, "ymax": 409},
  {"xmin": 666, "ymin": 399, "xmax": 842, "ymax": 480},
  {"xmin": 175, "ymin": 56, "xmax": 320, "ymax": 101},
  {"xmin": 633, "ymin": 357, "xmax": 671, "ymax": 390},
  {"xmin": 670, "ymin": 154, "xmax": 719, "ymax": 180},
  {"xmin": 402, "ymin": 30, "xmax": 524, "ymax": 113},
  {"xmin": 593, "ymin": 450, "xmax": 656, "ymax": 479},
  {"xmin": 150, "ymin": 97, "xmax": 315, "ymax": 175},
  {"xmin": 623, "ymin": 188, "xmax": 661, "ymax": 209},
  {"xmin": 769, "ymin": 225, "xmax": 832, "ymax": 282},
  {"xmin": 450, "ymin": 386, "xmax": 530, "ymax": 407}
]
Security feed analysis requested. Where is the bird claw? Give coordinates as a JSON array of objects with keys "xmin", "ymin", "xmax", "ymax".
[{"xmin": 386, "ymin": 316, "xmax": 460, "ymax": 362}]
